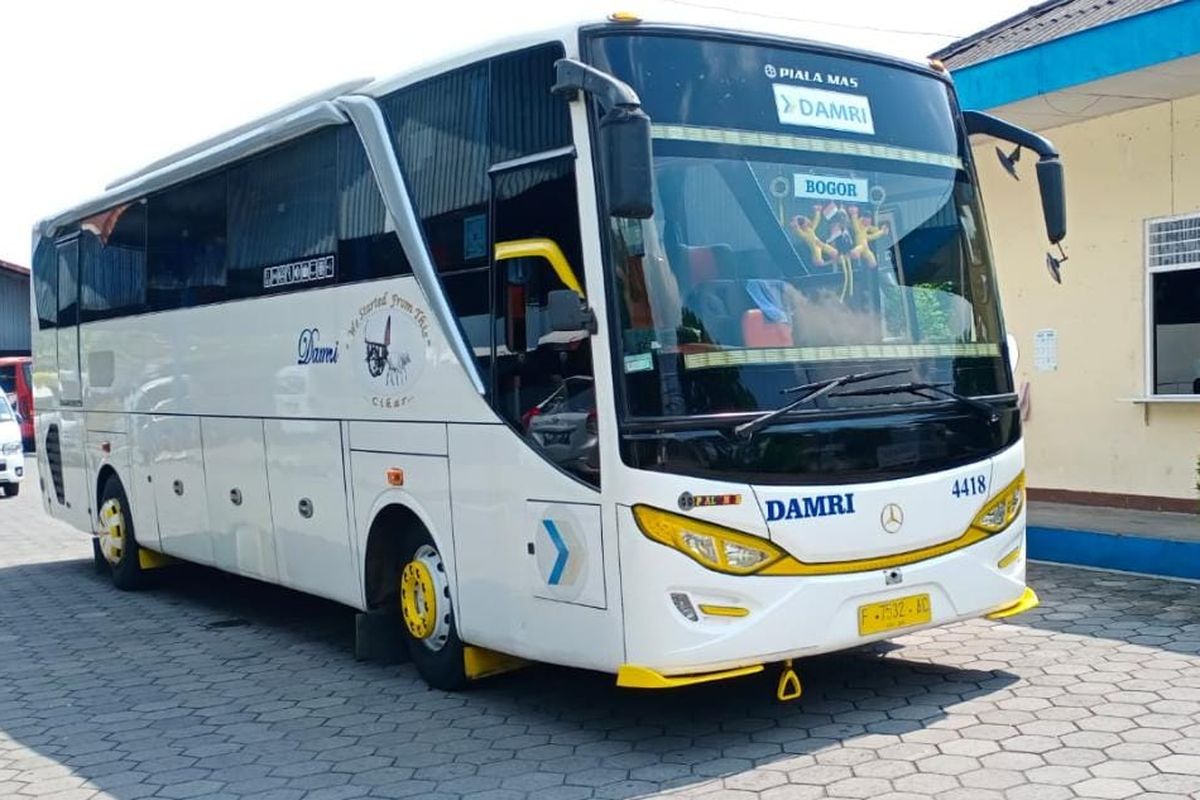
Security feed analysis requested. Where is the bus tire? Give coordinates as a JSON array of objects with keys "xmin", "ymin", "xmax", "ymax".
[
  {"xmin": 398, "ymin": 530, "xmax": 467, "ymax": 691},
  {"xmin": 97, "ymin": 476, "xmax": 145, "ymax": 591},
  {"xmin": 2, "ymin": 482, "xmax": 17, "ymax": 497}
]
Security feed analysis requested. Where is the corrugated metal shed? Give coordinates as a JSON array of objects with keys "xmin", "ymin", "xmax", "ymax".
[
  {"xmin": 934, "ymin": 0, "xmax": 1185, "ymax": 68},
  {"xmin": 0, "ymin": 260, "xmax": 30, "ymax": 356}
]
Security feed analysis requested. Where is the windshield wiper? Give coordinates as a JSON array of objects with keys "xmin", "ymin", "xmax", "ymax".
[
  {"xmin": 733, "ymin": 368, "xmax": 910, "ymax": 440},
  {"xmin": 832, "ymin": 381, "xmax": 1000, "ymax": 423}
]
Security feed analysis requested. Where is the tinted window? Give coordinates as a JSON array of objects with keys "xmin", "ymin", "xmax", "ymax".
[
  {"xmin": 147, "ymin": 171, "xmax": 227, "ymax": 310},
  {"xmin": 80, "ymin": 201, "xmax": 147, "ymax": 321},
  {"xmin": 491, "ymin": 44, "xmax": 571, "ymax": 164},
  {"xmin": 442, "ymin": 267, "xmax": 491, "ymax": 374},
  {"xmin": 33, "ymin": 239, "xmax": 56, "ymax": 329},
  {"xmin": 57, "ymin": 239, "xmax": 79, "ymax": 327},
  {"xmin": 382, "ymin": 63, "xmax": 490, "ymax": 274},
  {"xmin": 228, "ymin": 131, "xmax": 337, "ymax": 297},
  {"xmin": 337, "ymin": 127, "xmax": 410, "ymax": 282}
]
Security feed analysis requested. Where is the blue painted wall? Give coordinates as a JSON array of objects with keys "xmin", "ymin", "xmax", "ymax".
[
  {"xmin": 1028, "ymin": 526, "xmax": 1200, "ymax": 580},
  {"xmin": 952, "ymin": 1, "xmax": 1200, "ymax": 111}
]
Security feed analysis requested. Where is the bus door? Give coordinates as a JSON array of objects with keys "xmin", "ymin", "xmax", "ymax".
[
  {"xmin": 448, "ymin": 156, "xmax": 620, "ymax": 668},
  {"xmin": 55, "ymin": 237, "xmax": 82, "ymax": 403},
  {"xmin": 50, "ymin": 237, "xmax": 90, "ymax": 530}
]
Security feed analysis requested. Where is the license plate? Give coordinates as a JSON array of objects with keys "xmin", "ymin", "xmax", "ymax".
[
  {"xmin": 542, "ymin": 431, "xmax": 571, "ymax": 445},
  {"xmin": 858, "ymin": 593, "xmax": 931, "ymax": 636}
]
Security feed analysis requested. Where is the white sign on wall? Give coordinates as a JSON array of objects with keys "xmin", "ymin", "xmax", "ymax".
[
  {"xmin": 772, "ymin": 84, "xmax": 875, "ymax": 135},
  {"xmin": 1034, "ymin": 328, "xmax": 1058, "ymax": 372}
]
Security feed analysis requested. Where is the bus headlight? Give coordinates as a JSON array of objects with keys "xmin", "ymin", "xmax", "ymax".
[
  {"xmin": 633, "ymin": 505, "xmax": 784, "ymax": 575},
  {"xmin": 972, "ymin": 471, "xmax": 1025, "ymax": 534}
]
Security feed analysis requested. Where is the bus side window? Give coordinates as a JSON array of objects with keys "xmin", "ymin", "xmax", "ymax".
[
  {"xmin": 492, "ymin": 159, "xmax": 597, "ymax": 486},
  {"xmin": 146, "ymin": 171, "xmax": 228, "ymax": 311},
  {"xmin": 33, "ymin": 238, "xmax": 57, "ymax": 330},
  {"xmin": 80, "ymin": 201, "xmax": 147, "ymax": 322},
  {"xmin": 337, "ymin": 128, "xmax": 410, "ymax": 282}
]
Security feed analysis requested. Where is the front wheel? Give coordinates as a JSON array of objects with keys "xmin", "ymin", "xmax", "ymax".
[
  {"xmin": 2, "ymin": 483, "xmax": 18, "ymax": 497},
  {"xmin": 398, "ymin": 532, "xmax": 466, "ymax": 690},
  {"xmin": 97, "ymin": 476, "xmax": 145, "ymax": 590}
]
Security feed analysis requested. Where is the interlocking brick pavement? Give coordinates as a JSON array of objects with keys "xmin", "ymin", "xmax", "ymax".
[{"xmin": 2, "ymin": 464, "xmax": 1200, "ymax": 799}]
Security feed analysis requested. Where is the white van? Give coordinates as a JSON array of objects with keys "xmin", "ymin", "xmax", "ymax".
[{"xmin": 0, "ymin": 394, "xmax": 24, "ymax": 497}]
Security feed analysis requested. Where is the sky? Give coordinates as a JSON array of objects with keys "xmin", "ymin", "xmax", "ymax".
[{"xmin": 0, "ymin": 0, "xmax": 1033, "ymax": 266}]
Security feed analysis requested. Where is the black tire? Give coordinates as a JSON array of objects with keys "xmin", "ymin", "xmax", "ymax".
[
  {"xmin": 91, "ymin": 537, "xmax": 108, "ymax": 575},
  {"xmin": 398, "ymin": 529, "xmax": 467, "ymax": 691},
  {"xmin": 2, "ymin": 483, "xmax": 17, "ymax": 497},
  {"xmin": 97, "ymin": 476, "xmax": 145, "ymax": 590}
]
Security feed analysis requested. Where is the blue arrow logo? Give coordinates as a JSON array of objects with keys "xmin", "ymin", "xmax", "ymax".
[{"xmin": 542, "ymin": 519, "xmax": 570, "ymax": 585}]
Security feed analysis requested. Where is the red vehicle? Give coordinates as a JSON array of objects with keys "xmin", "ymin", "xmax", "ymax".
[{"xmin": 0, "ymin": 357, "xmax": 32, "ymax": 451}]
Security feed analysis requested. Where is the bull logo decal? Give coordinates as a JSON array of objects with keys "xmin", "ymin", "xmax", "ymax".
[
  {"xmin": 365, "ymin": 316, "xmax": 412, "ymax": 388},
  {"xmin": 365, "ymin": 316, "xmax": 391, "ymax": 378}
]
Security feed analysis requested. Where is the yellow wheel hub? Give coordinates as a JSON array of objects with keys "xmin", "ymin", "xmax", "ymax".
[
  {"xmin": 98, "ymin": 498, "xmax": 125, "ymax": 565},
  {"xmin": 400, "ymin": 559, "xmax": 438, "ymax": 640}
]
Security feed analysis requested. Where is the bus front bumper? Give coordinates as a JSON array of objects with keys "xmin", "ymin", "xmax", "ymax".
[{"xmin": 618, "ymin": 505, "xmax": 1031, "ymax": 679}]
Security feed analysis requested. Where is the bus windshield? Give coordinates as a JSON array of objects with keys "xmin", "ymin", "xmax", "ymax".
[{"xmin": 590, "ymin": 33, "xmax": 1009, "ymax": 420}]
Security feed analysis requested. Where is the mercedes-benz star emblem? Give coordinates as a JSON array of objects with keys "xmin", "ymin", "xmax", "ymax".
[{"xmin": 880, "ymin": 503, "xmax": 904, "ymax": 534}]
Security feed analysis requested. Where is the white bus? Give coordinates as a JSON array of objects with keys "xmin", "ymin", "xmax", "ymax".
[{"xmin": 31, "ymin": 11, "xmax": 1066, "ymax": 696}]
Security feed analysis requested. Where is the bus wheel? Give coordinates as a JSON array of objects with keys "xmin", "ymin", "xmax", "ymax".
[
  {"xmin": 97, "ymin": 477, "xmax": 145, "ymax": 591},
  {"xmin": 398, "ymin": 533, "xmax": 466, "ymax": 690}
]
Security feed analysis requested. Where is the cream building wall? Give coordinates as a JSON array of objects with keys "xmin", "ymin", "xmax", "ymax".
[{"xmin": 976, "ymin": 94, "xmax": 1200, "ymax": 502}]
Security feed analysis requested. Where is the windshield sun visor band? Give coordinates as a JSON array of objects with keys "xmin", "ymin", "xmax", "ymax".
[
  {"xmin": 651, "ymin": 124, "xmax": 964, "ymax": 171},
  {"xmin": 683, "ymin": 343, "xmax": 1002, "ymax": 371}
]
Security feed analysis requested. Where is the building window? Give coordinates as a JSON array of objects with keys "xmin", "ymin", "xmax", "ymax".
[{"xmin": 1146, "ymin": 214, "xmax": 1200, "ymax": 395}]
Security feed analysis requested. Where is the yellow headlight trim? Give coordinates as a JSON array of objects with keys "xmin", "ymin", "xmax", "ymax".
[
  {"xmin": 632, "ymin": 505, "xmax": 785, "ymax": 575},
  {"xmin": 972, "ymin": 471, "xmax": 1025, "ymax": 534}
]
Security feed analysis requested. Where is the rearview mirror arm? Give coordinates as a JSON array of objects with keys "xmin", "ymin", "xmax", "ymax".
[
  {"xmin": 962, "ymin": 110, "xmax": 1058, "ymax": 160},
  {"xmin": 552, "ymin": 59, "xmax": 641, "ymax": 112}
]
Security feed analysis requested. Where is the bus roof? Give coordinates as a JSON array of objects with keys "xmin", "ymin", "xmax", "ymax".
[{"xmin": 35, "ymin": 6, "xmax": 932, "ymax": 242}]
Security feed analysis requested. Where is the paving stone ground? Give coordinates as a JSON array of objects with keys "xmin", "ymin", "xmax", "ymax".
[{"xmin": 2, "ymin": 464, "xmax": 1200, "ymax": 800}]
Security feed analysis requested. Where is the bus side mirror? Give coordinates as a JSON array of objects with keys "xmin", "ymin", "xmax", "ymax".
[
  {"xmin": 552, "ymin": 58, "xmax": 654, "ymax": 220},
  {"xmin": 547, "ymin": 289, "xmax": 598, "ymax": 334},
  {"xmin": 1036, "ymin": 157, "xmax": 1066, "ymax": 245},
  {"xmin": 963, "ymin": 110, "xmax": 1068, "ymax": 280},
  {"xmin": 599, "ymin": 106, "xmax": 654, "ymax": 219}
]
